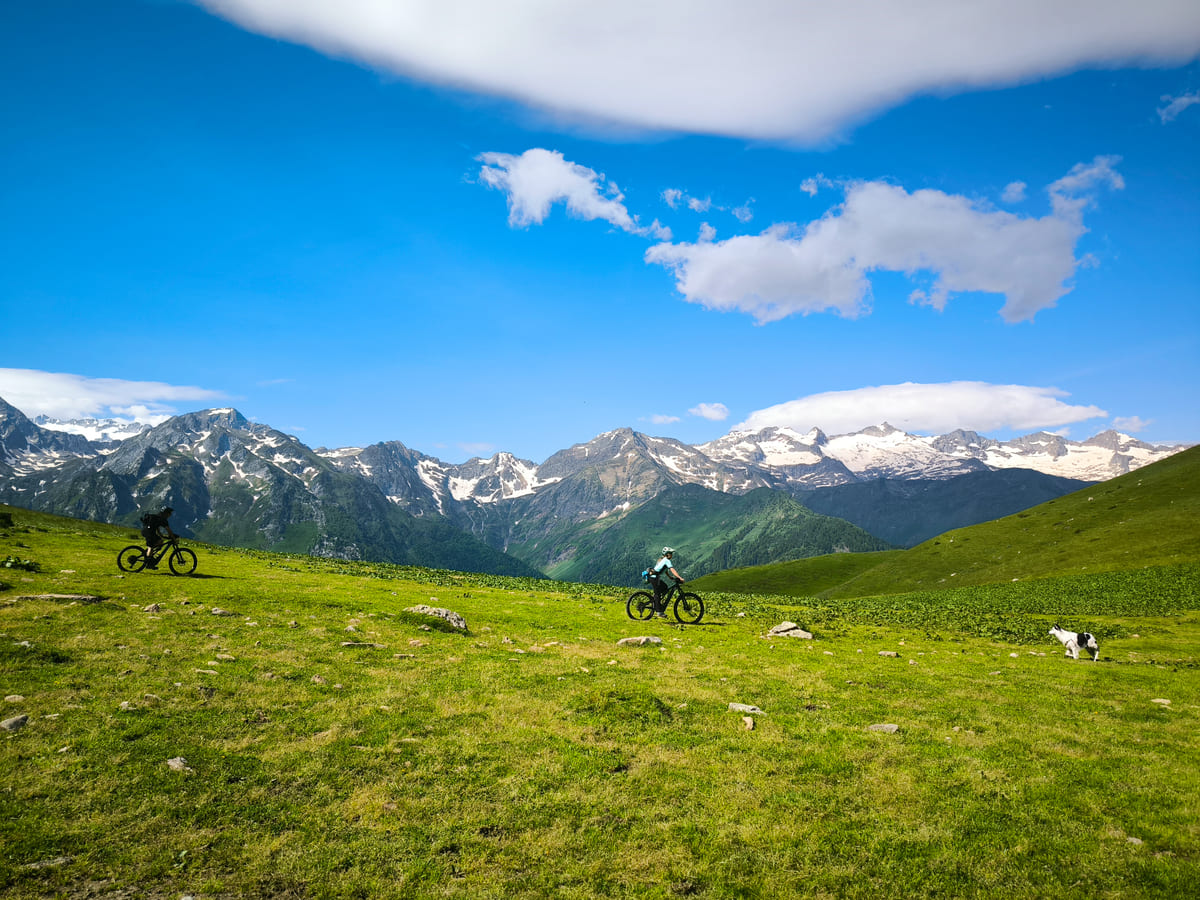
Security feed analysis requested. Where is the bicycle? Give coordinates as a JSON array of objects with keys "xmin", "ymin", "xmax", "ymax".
[
  {"xmin": 117, "ymin": 535, "xmax": 198, "ymax": 576},
  {"xmin": 626, "ymin": 580, "xmax": 705, "ymax": 624}
]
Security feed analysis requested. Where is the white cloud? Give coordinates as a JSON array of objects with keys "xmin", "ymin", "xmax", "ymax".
[
  {"xmin": 646, "ymin": 158, "xmax": 1122, "ymax": 323},
  {"xmin": 197, "ymin": 1, "xmax": 1200, "ymax": 141},
  {"xmin": 1158, "ymin": 90, "xmax": 1200, "ymax": 122},
  {"xmin": 1112, "ymin": 415, "xmax": 1152, "ymax": 432},
  {"xmin": 648, "ymin": 414, "xmax": 681, "ymax": 425},
  {"xmin": 1001, "ymin": 181, "xmax": 1028, "ymax": 203},
  {"xmin": 738, "ymin": 382, "xmax": 1108, "ymax": 435},
  {"xmin": 662, "ymin": 186, "xmax": 750, "ymax": 222},
  {"xmin": 800, "ymin": 174, "xmax": 834, "ymax": 197},
  {"xmin": 689, "ymin": 402, "xmax": 729, "ymax": 421},
  {"xmin": 479, "ymin": 148, "xmax": 670, "ymax": 239},
  {"xmin": 0, "ymin": 368, "xmax": 226, "ymax": 423}
]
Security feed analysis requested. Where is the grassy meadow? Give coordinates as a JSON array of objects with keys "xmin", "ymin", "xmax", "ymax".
[{"xmin": 2, "ymin": 504, "xmax": 1199, "ymax": 899}]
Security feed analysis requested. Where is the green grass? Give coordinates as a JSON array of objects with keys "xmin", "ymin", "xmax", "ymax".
[
  {"xmin": 2, "ymin": 505, "xmax": 1199, "ymax": 898},
  {"xmin": 693, "ymin": 445, "xmax": 1200, "ymax": 602},
  {"xmin": 691, "ymin": 549, "xmax": 905, "ymax": 597}
]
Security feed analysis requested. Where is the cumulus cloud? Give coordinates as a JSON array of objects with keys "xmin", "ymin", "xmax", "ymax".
[
  {"xmin": 738, "ymin": 382, "xmax": 1108, "ymax": 435},
  {"xmin": 0, "ymin": 368, "xmax": 226, "ymax": 423},
  {"xmin": 196, "ymin": 1, "xmax": 1200, "ymax": 141},
  {"xmin": 648, "ymin": 414, "xmax": 681, "ymax": 425},
  {"xmin": 1001, "ymin": 181, "xmax": 1028, "ymax": 203},
  {"xmin": 646, "ymin": 157, "xmax": 1123, "ymax": 323},
  {"xmin": 689, "ymin": 402, "xmax": 730, "ymax": 421},
  {"xmin": 1158, "ymin": 90, "xmax": 1200, "ymax": 122},
  {"xmin": 479, "ymin": 148, "xmax": 669, "ymax": 239}
]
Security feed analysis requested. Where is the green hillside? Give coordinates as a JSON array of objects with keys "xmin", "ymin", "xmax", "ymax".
[
  {"xmin": 2, "ymin": 503, "xmax": 1199, "ymax": 898},
  {"xmin": 691, "ymin": 549, "xmax": 906, "ymax": 597},
  {"xmin": 696, "ymin": 445, "xmax": 1200, "ymax": 599},
  {"xmin": 530, "ymin": 484, "xmax": 891, "ymax": 585}
]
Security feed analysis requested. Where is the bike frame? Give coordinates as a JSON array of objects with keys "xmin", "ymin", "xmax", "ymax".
[{"xmin": 144, "ymin": 536, "xmax": 180, "ymax": 564}]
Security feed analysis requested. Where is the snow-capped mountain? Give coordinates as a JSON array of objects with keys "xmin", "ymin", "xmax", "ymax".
[
  {"xmin": 34, "ymin": 414, "xmax": 150, "ymax": 443},
  {"xmin": 699, "ymin": 423, "xmax": 1180, "ymax": 486},
  {"xmin": 0, "ymin": 392, "xmax": 1189, "ymax": 580}
]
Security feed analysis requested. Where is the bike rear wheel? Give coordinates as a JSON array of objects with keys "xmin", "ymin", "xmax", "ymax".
[
  {"xmin": 117, "ymin": 545, "xmax": 147, "ymax": 573},
  {"xmin": 626, "ymin": 591, "xmax": 655, "ymax": 621},
  {"xmin": 674, "ymin": 592, "xmax": 705, "ymax": 624},
  {"xmin": 169, "ymin": 547, "xmax": 198, "ymax": 576}
]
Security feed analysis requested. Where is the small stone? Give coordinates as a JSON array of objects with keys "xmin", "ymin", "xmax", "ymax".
[
  {"xmin": 166, "ymin": 757, "xmax": 194, "ymax": 774},
  {"xmin": 879, "ymin": 651, "xmax": 899, "ymax": 658},
  {"xmin": 5, "ymin": 695, "xmax": 24, "ymax": 703},
  {"xmin": 743, "ymin": 716, "xmax": 755, "ymax": 730},
  {"xmin": 1151, "ymin": 698, "xmax": 1171, "ymax": 706},
  {"xmin": 211, "ymin": 608, "xmax": 236, "ymax": 617},
  {"xmin": 1127, "ymin": 836, "xmax": 1144, "ymax": 846},
  {"xmin": 142, "ymin": 603, "xmax": 161, "ymax": 613},
  {"xmin": 617, "ymin": 636, "xmax": 663, "ymax": 647},
  {"xmin": 215, "ymin": 653, "xmax": 235, "ymax": 661},
  {"xmin": 1, "ymin": 714, "xmax": 29, "ymax": 732},
  {"xmin": 311, "ymin": 675, "xmax": 328, "ymax": 684},
  {"xmin": 766, "ymin": 622, "xmax": 813, "ymax": 639},
  {"xmin": 405, "ymin": 605, "xmax": 468, "ymax": 631},
  {"xmin": 729, "ymin": 703, "xmax": 762, "ymax": 714},
  {"xmin": 868, "ymin": 723, "xmax": 899, "ymax": 734}
]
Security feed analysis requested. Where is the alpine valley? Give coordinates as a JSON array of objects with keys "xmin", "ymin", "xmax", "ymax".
[{"xmin": 0, "ymin": 396, "xmax": 1186, "ymax": 584}]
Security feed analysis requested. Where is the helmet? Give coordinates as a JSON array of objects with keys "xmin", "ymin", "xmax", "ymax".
[{"xmin": 662, "ymin": 546, "xmax": 675, "ymax": 556}]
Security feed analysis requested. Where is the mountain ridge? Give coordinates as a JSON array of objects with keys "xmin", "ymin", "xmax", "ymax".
[{"xmin": 2, "ymin": 395, "xmax": 1188, "ymax": 583}]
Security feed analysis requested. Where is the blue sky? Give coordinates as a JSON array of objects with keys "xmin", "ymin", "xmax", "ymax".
[{"xmin": 2, "ymin": 0, "xmax": 1198, "ymax": 462}]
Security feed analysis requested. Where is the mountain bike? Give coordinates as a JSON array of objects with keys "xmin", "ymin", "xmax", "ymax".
[
  {"xmin": 117, "ymin": 536, "xmax": 198, "ymax": 576},
  {"xmin": 626, "ymin": 580, "xmax": 705, "ymax": 624}
]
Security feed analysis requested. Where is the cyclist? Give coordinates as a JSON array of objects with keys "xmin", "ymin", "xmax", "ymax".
[
  {"xmin": 650, "ymin": 546, "xmax": 685, "ymax": 617},
  {"xmin": 140, "ymin": 506, "xmax": 177, "ymax": 569}
]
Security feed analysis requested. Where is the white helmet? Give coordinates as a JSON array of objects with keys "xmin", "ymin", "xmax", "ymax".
[{"xmin": 662, "ymin": 546, "xmax": 675, "ymax": 556}]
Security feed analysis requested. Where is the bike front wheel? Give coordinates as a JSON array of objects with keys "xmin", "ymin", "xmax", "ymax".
[
  {"xmin": 674, "ymin": 592, "xmax": 705, "ymax": 624},
  {"xmin": 169, "ymin": 547, "xmax": 198, "ymax": 576},
  {"xmin": 626, "ymin": 591, "xmax": 655, "ymax": 621},
  {"xmin": 117, "ymin": 545, "xmax": 147, "ymax": 573}
]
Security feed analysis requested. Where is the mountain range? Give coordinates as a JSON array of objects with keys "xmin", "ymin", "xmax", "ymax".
[{"xmin": 0, "ymin": 395, "xmax": 1186, "ymax": 583}]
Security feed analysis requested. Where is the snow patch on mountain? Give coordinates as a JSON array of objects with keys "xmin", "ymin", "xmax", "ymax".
[{"xmin": 33, "ymin": 415, "xmax": 150, "ymax": 443}]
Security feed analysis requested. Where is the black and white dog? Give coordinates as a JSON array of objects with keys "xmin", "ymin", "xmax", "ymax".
[{"xmin": 1049, "ymin": 624, "xmax": 1099, "ymax": 661}]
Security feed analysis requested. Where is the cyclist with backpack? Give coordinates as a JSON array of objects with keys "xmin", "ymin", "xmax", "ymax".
[
  {"xmin": 139, "ymin": 506, "xmax": 177, "ymax": 569},
  {"xmin": 649, "ymin": 546, "xmax": 685, "ymax": 616}
]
